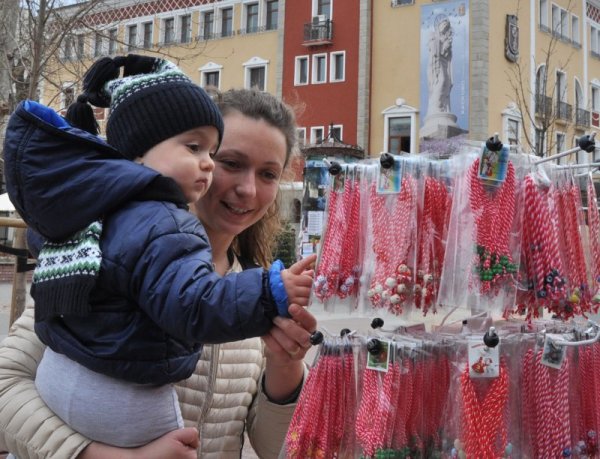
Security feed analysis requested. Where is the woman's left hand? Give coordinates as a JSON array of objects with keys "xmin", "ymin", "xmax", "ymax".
[
  {"xmin": 262, "ymin": 304, "xmax": 316, "ymax": 364},
  {"xmin": 261, "ymin": 304, "xmax": 317, "ymax": 402}
]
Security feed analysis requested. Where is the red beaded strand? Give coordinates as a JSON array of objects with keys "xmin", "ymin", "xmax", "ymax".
[
  {"xmin": 459, "ymin": 358, "xmax": 509, "ymax": 459},
  {"xmin": 367, "ymin": 175, "xmax": 418, "ymax": 315},
  {"xmin": 467, "ymin": 159, "xmax": 517, "ymax": 295},
  {"xmin": 415, "ymin": 176, "xmax": 450, "ymax": 315},
  {"xmin": 338, "ymin": 173, "xmax": 362, "ymax": 299}
]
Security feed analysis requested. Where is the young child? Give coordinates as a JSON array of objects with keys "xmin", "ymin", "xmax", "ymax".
[{"xmin": 2, "ymin": 54, "xmax": 315, "ymax": 448}]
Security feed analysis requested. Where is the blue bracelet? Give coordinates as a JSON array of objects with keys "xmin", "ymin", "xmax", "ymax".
[{"xmin": 269, "ymin": 259, "xmax": 290, "ymax": 318}]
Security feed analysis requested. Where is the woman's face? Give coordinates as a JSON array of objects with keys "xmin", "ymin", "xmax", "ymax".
[{"xmin": 194, "ymin": 110, "xmax": 287, "ymax": 240}]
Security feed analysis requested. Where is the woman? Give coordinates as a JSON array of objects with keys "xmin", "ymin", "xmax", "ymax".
[{"xmin": 0, "ymin": 88, "xmax": 316, "ymax": 459}]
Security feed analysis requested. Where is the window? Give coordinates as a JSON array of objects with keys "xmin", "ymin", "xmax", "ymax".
[
  {"xmin": 329, "ymin": 124, "xmax": 342, "ymax": 142},
  {"xmin": 163, "ymin": 17, "xmax": 175, "ymax": 44},
  {"xmin": 248, "ymin": 66, "xmax": 266, "ymax": 91},
  {"xmin": 76, "ymin": 34, "xmax": 85, "ymax": 58},
  {"xmin": 330, "ymin": 51, "xmax": 345, "ymax": 82},
  {"xmin": 297, "ymin": 127, "xmax": 306, "ymax": 146},
  {"xmin": 295, "ymin": 56, "xmax": 309, "ymax": 85},
  {"xmin": 143, "ymin": 22, "xmax": 153, "ymax": 48},
  {"xmin": 221, "ymin": 7, "xmax": 233, "ymax": 37},
  {"xmin": 62, "ymin": 84, "xmax": 75, "ymax": 109},
  {"xmin": 312, "ymin": 54, "xmax": 327, "ymax": 84},
  {"xmin": 507, "ymin": 119, "xmax": 520, "ymax": 145},
  {"xmin": 556, "ymin": 71, "xmax": 567, "ymax": 102},
  {"xmin": 180, "ymin": 14, "xmax": 191, "ymax": 43},
  {"xmin": 94, "ymin": 33, "xmax": 103, "ymax": 57},
  {"xmin": 556, "ymin": 132, "xmax": 566, "ymax": 156},
  {"xmin": 200, "ymin": 62, "xmax": 222, "ymax": 89},
  {"xmin": 266, "ymin": 1, "xmax": 279, "ymax": 30},
  {"xmin": 316, "ymin": 0, "xmax": 331, "ymax": 18},
  {"xmin": 203, "ymin": 71, "xmax": 220, "ymax": 88},
  {"xmin": 592, "ymin": 26, "xmax": 600, "ymax": 56},
  {"xmin": 535, "ymin": 128, "xmax": 545, "ymax": 156},
  {"xmin": 391, "ymin": 0, "xmax": 414, "ymax": 5},
  {"xmin": 572, "ymin": 15, "xmax": 579, "ymax": 45},
  {"xmin": 539, "ymin": 0, "xmax": 548, "ymax": 28},
  {"xmin": 552, "ymin": 5, "xmax": 568, "ymax": 39},
  {"xmin": 387, "ymin": 117, "xmax": 411, "ymax": 154},
  {"xmin": 201, "ymin": 11, "xmax": 214, "ymax": 40},
  {"xmin": 592, "ymin": 86, "xmax": 600, "ymax": 111},
  {"xmin": 108, "ymin": 28, "xmax": 118, "ymax": 55},
  {"xmin": 63, "ymin": 35, "xmax": 74, "ymax": 60},
  {"xmin": 127, "ymin": 25, "xmax": 137, "ymax": 51},
  {"xmin": 246, "ymin": 3, "xmax": 259, "ymax": 33},
  {"xmin": 311, "ymin": 126, "xmax": 324, "ymax": 144}
]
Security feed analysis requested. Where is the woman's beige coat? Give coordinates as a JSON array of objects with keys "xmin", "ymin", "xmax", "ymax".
[{"xmin": 0, "ymin": 306, "xmax": 304, "ymax": 459}]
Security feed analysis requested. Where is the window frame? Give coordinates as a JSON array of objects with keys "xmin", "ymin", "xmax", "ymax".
[
  {"xmin": 311, "ymin": 53, "xmax": 327, "ymax": 84},
  {"xmin": 162, "ymin": 17, "xmax": 175, "ymax": 45},
  {"xmin": 219, "ymin": 6, "xmax": 234, "ymax": 38},
  {"xmin": 127, "ymin": 24, "xmax": 138, "ymax": 51},
  {"xmin": 142, "ymin": 21, "xmax": 153, "ymax": 49},
  {"xmin": 329, "ymin": 51, "xmax": 345, "ymax": 82},
  {"xmin": 310, "ymin": 126, "xmax": 325, "ymax": 144},
  {"xmin": 294, "ymin": 55, "xmax": 309, "ymax": 86},
  {"xmin": 297, "ymin": 127, "xmax": 307, "ymax": 146},
  {"xmin": 199, "ymin": 61, "xmax": 223, "ymax": 89},
  {"xmin": 540, "ymin": 0, "xmax": 549, "ymax": 28},
  {"xmin": 243, "ymin": 56, "xmax": 269, "ymax": 91},
  {"xmin": 108, "ymin": 28, "xmax": 118, "ymax": 55},
  {"xmin": 382, "ymin": 102, "xmax": 418, "ymax": 154},
  {"xmin": 180, "ymin": 14, "xmax": 192, "ymax": 43},
  {"xmin": 265, "ymin": 0, "xmax": 279, "ymax": 30}
]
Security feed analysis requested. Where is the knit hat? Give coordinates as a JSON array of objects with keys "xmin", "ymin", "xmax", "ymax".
[{"xmin": 66, "ymin": 54, "xmax": 224, "ymax": 159}]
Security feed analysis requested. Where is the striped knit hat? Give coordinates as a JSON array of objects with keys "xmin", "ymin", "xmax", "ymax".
[{"xmin": 66, "ymin": 54, "xmax": 224, "ymax": 159}]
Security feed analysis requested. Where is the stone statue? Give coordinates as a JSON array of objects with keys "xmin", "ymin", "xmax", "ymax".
[
  {"xmin": 420, "ymin": 13, "xmax": 466, "ymax": 140},
  {"xmin": 427, "ymin": 14, "xmax": 453, "ymax": 115}
]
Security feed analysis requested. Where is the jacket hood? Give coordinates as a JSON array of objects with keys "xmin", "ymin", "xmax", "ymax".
[{"xmin": 4, "ymin": 100, "xmax": 162, "ymax": 240}]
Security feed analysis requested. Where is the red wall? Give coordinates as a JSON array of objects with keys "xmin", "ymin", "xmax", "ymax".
[{"xmin": 282, "ymin": 0, "xmax": 361, "ymax": 145}]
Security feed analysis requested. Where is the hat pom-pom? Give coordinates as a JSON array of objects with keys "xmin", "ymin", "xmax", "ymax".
[
  {"xmin": 82, "ymin": 56, "xmax": 125, "ymax": 107},
  {"xmin": 123, "ymin": 54, "xmax": 159, "ymax": 77},
  {"xmin": 65, "ymin": 94, "xmax": 99, "ymax": 136}
]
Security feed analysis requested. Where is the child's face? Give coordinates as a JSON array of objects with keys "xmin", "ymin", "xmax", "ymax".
[{"xmin": 139, "ymin": 126, "xmax": 220, "ymax": 203}]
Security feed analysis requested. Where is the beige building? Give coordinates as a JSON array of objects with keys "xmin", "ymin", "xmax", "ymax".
[{"xmin": 369, "ymin": 0, "xmax": 600, "ymax": 159}]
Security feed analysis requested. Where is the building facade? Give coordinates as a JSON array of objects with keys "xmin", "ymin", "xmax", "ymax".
[{"xmin": 41, "ymin": 0, "xmax": 600, "ymax": 161}]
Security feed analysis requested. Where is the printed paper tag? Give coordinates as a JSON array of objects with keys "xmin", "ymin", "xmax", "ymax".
[
  {"xmin": 540, "ymin": 333, "xmax": 567, "ymax": 369},
  {"xmin": 377, "ymin": 159, "xmax": 402, "ymax": 194},
  {"xmin": 478, "ymin": 144, "xmax": 509, "ymax": 183},
  {"xmin": 468, "ymin": 336, "xmax": 500, "ymax": 378},
  {"xmin": 366, "ymin": 339, "xmax": 390, "ymax": 372}
]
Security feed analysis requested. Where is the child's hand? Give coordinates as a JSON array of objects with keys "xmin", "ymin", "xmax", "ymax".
[{"xmin": 280, "ymin": 254, "xmax": 316, "ymax": 307}]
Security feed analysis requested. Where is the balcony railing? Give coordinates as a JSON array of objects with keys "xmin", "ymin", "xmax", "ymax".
[
  {"xmin": 535, "ymin": 94, "xmax": 553, "ymax": 118},
  {"xmin": 556, "ymin": 100, "xmax": 572, "ymax": 121},
  {"xmin": 576, "ymin": 108, "xmax": 590, "ymax": 127},
  {"xmin": 303, "ymin": 19, "xmax": 333, "ymax": 46}
]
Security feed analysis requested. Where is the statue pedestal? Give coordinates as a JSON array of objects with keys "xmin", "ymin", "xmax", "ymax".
[{"xmin": 420, "ymin": 112, "xmax": 467, "ymax": 140}]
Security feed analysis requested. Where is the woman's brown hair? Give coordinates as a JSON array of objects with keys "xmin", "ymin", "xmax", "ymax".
[{"xmin": 211, "ymin": 88, "xmax": 298, "ymax": 268}]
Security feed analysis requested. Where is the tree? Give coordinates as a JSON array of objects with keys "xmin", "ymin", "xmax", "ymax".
[{"xmin": 506, "ymin": 0, "xmax": 579, "ymax": 156}]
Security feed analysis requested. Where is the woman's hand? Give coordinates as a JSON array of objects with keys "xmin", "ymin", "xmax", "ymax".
[
  {"xmin": 79, "ymin": 427, "xmax": 199, "ymax": 459},
  {"xmin": 262, "ymin": 304, "xmax": 318, "ymax": 402}
]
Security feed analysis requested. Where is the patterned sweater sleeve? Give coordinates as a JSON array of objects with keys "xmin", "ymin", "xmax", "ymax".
[{"xmin": 0, "ymin": 307, "xmax": 91, "ymax": 459}]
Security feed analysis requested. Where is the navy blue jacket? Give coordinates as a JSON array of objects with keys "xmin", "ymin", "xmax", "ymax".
[{"xmin": 3, "ymin": 101, "xmax": 278, "ymax": 385}]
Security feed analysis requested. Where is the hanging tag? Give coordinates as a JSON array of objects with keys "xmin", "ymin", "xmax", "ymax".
[
  {"xmin": 377, "ymin": 158, "xmax": 402, "ymax": 194},
  {"xmin": 366, "ymin": 339, "xmax": 391, "ymax": 372},
  {"xmin": 540, "ymin": 333, "xmax": 567, "ymax": 369},
  {"xmin": 478, "ymin": 143, "xmax": 509, "ymax": 183},
  {"xmin": 468, "ymin": 336, "xmax": 500, "ymax": 378}
]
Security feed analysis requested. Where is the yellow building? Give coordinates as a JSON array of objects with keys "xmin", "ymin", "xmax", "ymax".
[{"xmin": 369, "ymin": 0, "xmax": 600, "ymax": 159}]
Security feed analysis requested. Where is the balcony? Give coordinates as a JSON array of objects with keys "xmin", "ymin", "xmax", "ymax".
[
  {"xmin": 535, "ymin": 94, "xmax": 553, "ymax": 118},
  {"xmin": 575, "ymin": 108, "xmax": 590, "ymax": 127},
  {"xmin": 556, "ymin": 100, "xmax": 572, "ymax": 121},
  {"xmin": 303, "ymin": 18, "xmax": 333, "ymax": 46}
]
